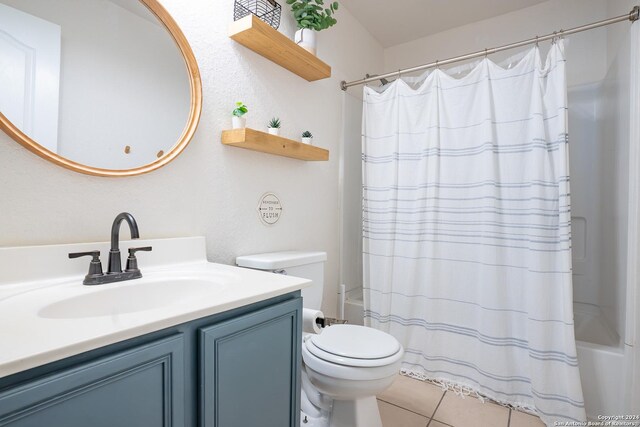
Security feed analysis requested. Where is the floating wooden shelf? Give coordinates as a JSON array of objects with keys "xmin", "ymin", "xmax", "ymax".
[
  {"xmin": 229, "ymin": 15, "xmax": 331, "ymax": 82},
  {"xmin": 222, "ymin": 128, "xmax": 329, "ymax": 161}
]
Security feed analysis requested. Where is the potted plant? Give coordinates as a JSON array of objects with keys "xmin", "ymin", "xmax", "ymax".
[
  {"xmin": 287, "ymin": 0, "xmax": 339, "ymax": 55},
  {"xmin": 267, "ymin": 117, "xmax": 281, "ymax": 136},
  {"xmin": 301, "ymin": 130, "xmax": 313, "ymax": 145},
  {"xmin": 232, "ymin": 101, "xmax": 248, "ymax": 129}
]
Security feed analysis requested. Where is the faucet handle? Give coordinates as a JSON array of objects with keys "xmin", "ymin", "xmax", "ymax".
[
  {"xmin": 68, "ymin": 250, "xmax": 104, "ymax": 279},
  {"xmin": 69, "ymin": 250, "xmax": 100, "ymax": 259},
  {"xmin": 125, "ymin": 246, "xmax": 152, "ymax": 272},
  {"xmin": 128, "ymin": 246, "xmax": 152, "ymax": 255}
]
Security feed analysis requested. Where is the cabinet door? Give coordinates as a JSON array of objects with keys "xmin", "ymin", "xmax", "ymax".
[
  {"xmin": 0, "ymin": 334, "xmax": 184, "ymax": 427},
  {"xmin": 200, "ymin": 297, "xmax": 302, "ymax": 427}
]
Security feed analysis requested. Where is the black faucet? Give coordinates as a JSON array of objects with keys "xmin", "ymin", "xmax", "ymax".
[
  {"xmin": 108, "ymin": 212, "xmax": 140, "ymax": 274},
  {"xmin": 68, "ymin": 212, "xmax": 152, "ymax": 286}
]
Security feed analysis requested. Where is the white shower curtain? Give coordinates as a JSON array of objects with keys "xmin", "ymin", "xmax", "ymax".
[{"xmin": 362, "ymin": 41, "xmax": 585, "ymax": 424}]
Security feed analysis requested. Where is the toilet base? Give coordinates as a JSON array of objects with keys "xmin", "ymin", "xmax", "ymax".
[
  {"xmin": 300, "ymin": 396, "xmax": 383, "ymax": 427},
  {"xmin": 330, "ymin": 397, "xmax": 383, "ymax": 427}
]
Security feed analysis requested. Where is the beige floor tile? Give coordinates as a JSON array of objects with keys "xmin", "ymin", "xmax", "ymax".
[
  {"xmin": 378, "ymin": 400, "xmax": 430, "ymax": 427},
  {"xmin": 432, "ymin": 393, "xmax": 509, "ymax": 427},
  {"xmin": 377, "ymin": 375, "xmax": 445, "ymax": 417},
  {"xmin": 428, "ymin": 421, "xmax": 453, "ymax": 427},
  {"xmin": 510, "ymin": 410, "xmax": 545, "ymax": 427}
]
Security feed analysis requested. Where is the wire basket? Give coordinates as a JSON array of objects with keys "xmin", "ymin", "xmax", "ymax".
[{"xmin": 234, "ymin": 0, "xmax": 282, "ymax": 30}]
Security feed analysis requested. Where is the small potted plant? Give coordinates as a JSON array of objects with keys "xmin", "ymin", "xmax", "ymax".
[
  {"xmin": 267, "ymin": 117, "xmax": 281, "ymax": 136},
  {"xmin": 301, "ymin": 130, "xmax": 313, "ymax": 145},
  {"xmin": 287, "ymin": 0, "xmax": 339, "ymax": 55},
  {"xmin": 232, "ymin": 101, "xmax": 248, "ymax": 129}
]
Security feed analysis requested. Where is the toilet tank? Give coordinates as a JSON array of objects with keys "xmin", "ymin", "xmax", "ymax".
[{"xmin": 236, "ymin": 251, "xmax": 327, "ymax": 310}]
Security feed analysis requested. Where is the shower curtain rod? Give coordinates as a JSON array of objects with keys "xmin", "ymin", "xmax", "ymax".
[{"xmin": 340, "ymin": 6, "xmax": 640, "ymax": 91}]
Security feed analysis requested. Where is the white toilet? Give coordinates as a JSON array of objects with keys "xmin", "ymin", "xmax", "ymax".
[{"xmin": 236, "ymin": 251, "xmax": 403, "ymax": 427}]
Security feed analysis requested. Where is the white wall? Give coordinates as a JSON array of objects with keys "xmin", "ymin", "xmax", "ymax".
[
  {"xmin": 339, "ymin": 91, "xmax": 363, "ymax": 294},
  {"xmin": 607, "ymin": 0, "xmax": 637, "ymax": 68},
  {"xmin": 606, "ymin": 0, "xmax": 640, "ymax": 412},
  {"xmin": 0, "ymin": 0, "xmax": 383, "ymax": 318},
  {"xmin": 383, "ymin": 0, "xmax": 609, "ymax": 86}
]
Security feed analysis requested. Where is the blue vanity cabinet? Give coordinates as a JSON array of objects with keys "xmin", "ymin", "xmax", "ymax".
[
  {"xmin": 0, "ymin": 334, "xmax": 185, "ymax": 427},
  {"xmin": 0, "ymin": 292, "xmax": 302, "ymax": 427},
  {"xmin": 200, "ymin": 298, "xmax": 302, "ymax": 427}
]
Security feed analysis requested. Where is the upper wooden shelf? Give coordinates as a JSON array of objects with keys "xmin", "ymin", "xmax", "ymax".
[
  {"xmin": 229, "ymin": 15, "xmax": 331, "ymax": 82},
  {"xmin": 222, "ymin": 128, "xmax": 329, "ymax": 161}
]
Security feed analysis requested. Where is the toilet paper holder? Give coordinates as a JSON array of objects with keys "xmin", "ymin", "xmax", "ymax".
[{"xmin": 323, "ymin": 317, "xmax": 347, "ymax": 326}]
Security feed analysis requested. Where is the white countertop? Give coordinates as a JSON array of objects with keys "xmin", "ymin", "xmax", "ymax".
[{"xmin": 0, "ymin": 237, "xmax": 310, "ymax": 378}]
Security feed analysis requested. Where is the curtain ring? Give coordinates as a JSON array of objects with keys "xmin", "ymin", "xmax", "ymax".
[
  {"xmin": 551, "ymin": 31, "xmax": 557, "ymax": 44},
  {"xmin": 435, "ymin": 60, "xmax": 439, "ymax": 69},
  {"xmin": 484, "ymin": 48, "xmax": 488, "ymax": 58},
  {"xmin": 535, "ymin": 35, "xmax": 539, "ymax": 47}
]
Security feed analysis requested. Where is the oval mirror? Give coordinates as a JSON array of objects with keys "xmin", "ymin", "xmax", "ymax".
[{"xmin": 0, "ymin": 0, "xmax": 201, "ymax": 177}]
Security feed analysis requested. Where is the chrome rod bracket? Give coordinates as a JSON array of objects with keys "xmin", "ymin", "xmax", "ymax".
[
  {"xmin": 366, "ymin": 73, "xmax": 390, "ymax": 86},
  {"xmin": 630, "ymin": 6, "xmax": 639, "ymax": 21}
]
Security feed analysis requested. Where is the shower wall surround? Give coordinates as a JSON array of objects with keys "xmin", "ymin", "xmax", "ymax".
[{"xmin": 0, "ymin": 0, "xmax": 383, "ymax": 318}]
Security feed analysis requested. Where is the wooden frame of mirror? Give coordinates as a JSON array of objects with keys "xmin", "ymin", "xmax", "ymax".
[{"xmin": 0, "ymin": 0, "xmax": 202, "ymax": 177}]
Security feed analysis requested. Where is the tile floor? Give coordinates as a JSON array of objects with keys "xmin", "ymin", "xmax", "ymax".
[{"xmin": 377, "ymin": 375, "xmax": 545, "ymax": 427}]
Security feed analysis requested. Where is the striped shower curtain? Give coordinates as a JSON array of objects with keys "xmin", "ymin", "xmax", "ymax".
[{"xmin": 362, "ymin": 41, "xmax": 585, "ymax": 425}]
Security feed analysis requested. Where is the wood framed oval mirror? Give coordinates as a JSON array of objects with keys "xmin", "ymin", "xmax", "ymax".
[{"xmin": 0, "ymin": 0, "xmax": 202, "ymax": 177}]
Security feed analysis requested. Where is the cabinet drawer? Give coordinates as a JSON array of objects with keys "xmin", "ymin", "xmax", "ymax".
[
  {"xmin": 199, "ymin": 297, "xmax": 302, "ymax": 427},
  {"xmin": 0, "ymin": 334, "xmax": 184, "ymax": 427}
]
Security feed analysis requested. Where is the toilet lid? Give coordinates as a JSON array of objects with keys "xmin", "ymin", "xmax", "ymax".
[
  {"xmin": 309, "ymin": 324, "xmax": 401, "ymax": 360},
  {"xmin": 304, "ymin": 339, "xmax": 403, "ymax": 368}
]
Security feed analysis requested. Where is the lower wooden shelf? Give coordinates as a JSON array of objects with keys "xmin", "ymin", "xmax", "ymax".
[{"xmin": 221, "ymin": 128, "xmax": 329, "ymax": 161}]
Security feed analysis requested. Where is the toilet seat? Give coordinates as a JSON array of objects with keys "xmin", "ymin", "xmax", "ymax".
[
  {"xmin": 302, "ymin": 325, "xmax": 404, "ymax": 381},
  {"xmin": 310, "ymin": 324, "xmax": 401, "ymax": 361},
  {"xmin": 305, "ymin": 325, "xmax": 402, "ymax": 368},
  {"xmin": 302, "ymin": 341, "xmax": 404, "ymax": 381},
  {"xmin": 305, "ymin": 339, "xmax": 402, "ymax": 367}
]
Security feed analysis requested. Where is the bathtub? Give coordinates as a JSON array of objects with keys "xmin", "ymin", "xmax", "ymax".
[
  {"xmin": 344, "ymin": 288, "xmax": 364, "ymax": 326},
  {"xmin": 574, "ymin": 302, "xmax": 625, "ymax": 420}
]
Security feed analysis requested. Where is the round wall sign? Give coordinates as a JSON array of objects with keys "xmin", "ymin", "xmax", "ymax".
[{"xmin": 257, "ymin": 192, "xmax": 283, "ymax": 225}]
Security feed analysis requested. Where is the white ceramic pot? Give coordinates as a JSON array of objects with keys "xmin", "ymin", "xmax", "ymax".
[
  {"xmin": 268, "ymin": 128, "xmax": 280, "ymax": 136},
  {"xmin": 302, "ymin": 137, "xmax": 313, "ymax": 145},
  {"xmin": 232, "ymin": 116, "xmax": 246, "ymax": 129},
  {"xmin": 295, "ymin": 28, "xmax": 317, "ymax": 55}
]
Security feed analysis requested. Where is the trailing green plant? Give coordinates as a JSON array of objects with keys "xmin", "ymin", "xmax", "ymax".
[
  {"xmin": 232, "ymin": 101, "xmax": 248, "ymax": 117},
  {"xmin": 268, "ymin": 117, "xmax": 282, "ymax": 128},
  {"xmin": 302, "ymin": 130, "xmax": 313, "ymax": 138},
  {"xmin": 286, "ymin": 0, "xmax": 338, "ymax": 31}
]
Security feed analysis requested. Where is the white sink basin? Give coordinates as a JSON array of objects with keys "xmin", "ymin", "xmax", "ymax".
[{"xmin": 38, "ymin": 273, "xmax": 234, "ymax": 319}]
